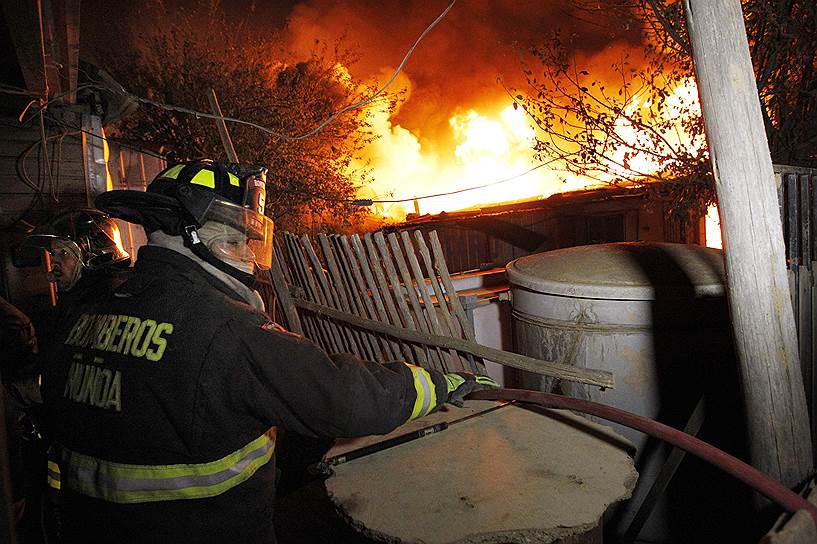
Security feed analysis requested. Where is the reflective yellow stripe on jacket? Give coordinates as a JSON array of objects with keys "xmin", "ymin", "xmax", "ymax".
[
  {"xmin": 407, "ymin": 364, "xmax": 437, "ymax": 420},
  {"xmin": 61, "ymin": 428, "xmax": 276, "ymax": 503},
  {"xmin": 47, "ymin": 459, "xmax": 61, "ymax": 490}
]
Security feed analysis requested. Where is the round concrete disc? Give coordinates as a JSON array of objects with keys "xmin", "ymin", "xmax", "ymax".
[{"xmin": 326, "ymin": 400, "xmax": 637, "ymax": 544}]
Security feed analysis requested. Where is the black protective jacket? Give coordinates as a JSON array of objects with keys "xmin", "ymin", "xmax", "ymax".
[{"xmin": 43, "ymin": 245, "xmax": 448, "ymax": 543}]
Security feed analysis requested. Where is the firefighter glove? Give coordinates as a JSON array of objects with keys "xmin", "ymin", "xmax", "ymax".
[{"xmin": 444, "ymin": 372, "xmax": 500, "ymax": 407}]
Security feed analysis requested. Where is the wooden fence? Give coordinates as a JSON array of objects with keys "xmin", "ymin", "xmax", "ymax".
[
  {"xmin": 777, "ymin": 167, "xmax": 817, "ymax": 453},
  {"xmin": 273, "ymin": 230, "xmax": 481, "ymax": 374}
]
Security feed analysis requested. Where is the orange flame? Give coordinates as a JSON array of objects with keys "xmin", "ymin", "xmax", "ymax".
[
  {"xmin": 705, "ymin": 205, "xmax": 723, "ymax": 249},
  {"xmin": 356, "ymin": 76, "xmax": 704, "ymax": 223}
]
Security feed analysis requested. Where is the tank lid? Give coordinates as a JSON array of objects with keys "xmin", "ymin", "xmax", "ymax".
[{"xmin": 506, "ymin": 242, "xmax": 725, "ymax": 300}]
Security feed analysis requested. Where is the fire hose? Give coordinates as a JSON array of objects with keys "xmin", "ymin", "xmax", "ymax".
[{"xmin": 468, "ymin": 388, "xmax": 817, "ymax": 526}]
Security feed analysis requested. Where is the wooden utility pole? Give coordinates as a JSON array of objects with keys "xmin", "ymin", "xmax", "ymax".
[{"xmin": 684, "ymin": 0, "xmax": 813, "ymax": 486}]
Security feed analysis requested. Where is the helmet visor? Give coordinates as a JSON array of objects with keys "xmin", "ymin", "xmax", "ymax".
[
  {"xmin": 199, "ymin": 198, "xmax": 274, "ymax": 270},
  {"xmin": 20, "ymin": 214, "xmax": 129, "ymax": 269}
]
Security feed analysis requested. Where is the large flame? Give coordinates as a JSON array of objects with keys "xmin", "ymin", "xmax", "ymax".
[
  {"xmin": 356, "ymin": 99, "xmax": 588, "ymax": 221},
  {"xmin": 356, "ymin": 76, "xmax": 704, "ymax": 223}
]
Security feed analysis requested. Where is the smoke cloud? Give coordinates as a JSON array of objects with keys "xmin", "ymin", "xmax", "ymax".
[{"xmin": 282, "ymin": 0, "xmax": 640, "ymax": 140}]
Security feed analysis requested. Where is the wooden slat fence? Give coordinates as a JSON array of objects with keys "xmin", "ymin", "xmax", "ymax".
[{"xmin": 273, "ymin": 229, "xmax": 483, "ymax": 374}]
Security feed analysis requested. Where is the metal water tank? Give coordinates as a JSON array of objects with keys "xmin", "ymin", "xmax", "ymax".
[{"xmin": 507, "ymin": 242, "xmax": 745, "ymax": 542}]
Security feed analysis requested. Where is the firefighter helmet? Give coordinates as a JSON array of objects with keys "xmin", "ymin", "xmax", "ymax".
[
  {"xmin": 19, "ymin": 208, "xmax": 130, "ymax": 290},
  {"xmin": 96, "ymin": 160, "xmax": 274, "ymax": 287}
]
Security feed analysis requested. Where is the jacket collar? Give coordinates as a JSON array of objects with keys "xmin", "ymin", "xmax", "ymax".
[{"xmin": 133, "ymin": 245, "xmax": 256, "ymax": 308}]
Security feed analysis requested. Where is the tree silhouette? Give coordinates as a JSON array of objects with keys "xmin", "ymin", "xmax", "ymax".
[
  {"xmin": 102, "ymin": 4, "xmax": 388, "ymax": 233},
  {"xmin": 513, "ymin": 0, "xmax": 817, "ymax": 217}
]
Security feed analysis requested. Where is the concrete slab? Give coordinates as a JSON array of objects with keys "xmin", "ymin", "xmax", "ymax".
[{"xmin": 326, "ymin": 400, "xmax": 637, "ymax": 544}]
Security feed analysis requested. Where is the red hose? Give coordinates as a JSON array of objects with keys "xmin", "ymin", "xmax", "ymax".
[{"xmin": 468, "ymin": 388, "xmax": 817, "ymax": 525}]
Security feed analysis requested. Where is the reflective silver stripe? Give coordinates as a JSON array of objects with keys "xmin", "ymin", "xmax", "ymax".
[
  {"xmin": 62, "ymin": 428, "xmax": 276, "ymax": 503},
  {"xmin": 417, "ymin": 370, "xmax": 432, "ymax": 415},
  {"xmin": 408, "ymin": 365, "xmax": 436, "ymax": 419}
]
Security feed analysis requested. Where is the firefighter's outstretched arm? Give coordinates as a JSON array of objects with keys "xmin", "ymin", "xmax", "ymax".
[{"xmin": 234, "ymin": 320, "xmax": 498, "ymax": 438}]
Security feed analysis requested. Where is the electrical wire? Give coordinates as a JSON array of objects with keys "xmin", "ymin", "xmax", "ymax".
[
  {"xmin": 351, "ymin": 160, "xmax": 559, "ymax": 205},
  {"xmin": 99, "ymin": 0, "xmax": 457, "ymax": 142},
  {"xmin": 36, "ymin": 116, "xmax": 169, "ymax": 161},
  {"xmin": 0, "ymin": 84, "xmax": 37, "ymax": 96}
]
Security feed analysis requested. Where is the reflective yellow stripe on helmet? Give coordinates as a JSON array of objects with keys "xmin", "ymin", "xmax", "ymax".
[
  {"xmin": 189, "ymin": 169, "xmax": 216, "ymax": 189},
  {"xmin": 161, "ymin": 164, "xmax": 185, "ymax": 179},
  {"xmin": 61, "ymin": 428, "xmax": 276, "ymax": 503},
  {"xmin": 227, "ymin": 172, "xmax": 240, "ymax": 186},
  {"xmin": 407, "ymin": 364, "xmax": 437, "ymax": 420},
  {"xmin": 47, "ymin": 459, "xmax": 61, "ymax": 490}
]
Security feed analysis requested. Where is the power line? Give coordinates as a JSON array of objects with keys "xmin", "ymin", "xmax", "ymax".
[
  {"xmin": 351, "ymin": 160, "xmax": 559, "ymax": 205},
  {"xmin": 101, "ymin": 0, "xmax": 457, "ymax": 142}
]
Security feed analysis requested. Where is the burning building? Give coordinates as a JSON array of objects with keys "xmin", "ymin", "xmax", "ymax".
[{"xmin": 395, "ymin": 184, "xmax": 706, "ymax": 274}]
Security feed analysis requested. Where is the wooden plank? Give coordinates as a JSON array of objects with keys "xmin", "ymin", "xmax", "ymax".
[
  {"xmin": 317, "ymin": 234, "xmax": 369, "ymax": 359},
  {"xmin": 283, "ymin": 236, "xmax": 323, "ymax": 348},
  {"xmin": 370, "ymin": 233, "xmax": 429, "ymax": 366},
  {"xmin": 388, "ymin": 232, "xmax": 445, "ymax": 372},
  {"xmin": 401, "ymin": 230, "xmax": 458, "ymax": 373},
  {"xmin": 350, "ymin": 235, "xmax": 402, "ymax": 360},
  {"xmin": 788, "ymin": 175, "xmax": 801, "ymax": 266},
  {"xmin": 684, "ymin": 0, "xmax": 813, "ymax": 484},
  {"xmin": 799, "ymin": 176, "xmax": 813, "ymax": 426},
  {"xmin": 2, "ymin": 1, "xmax": 57, "ymax": 96},
  {"xmin": 207, "ymin": 89, "xmax": 239, "ymax": 163},
  {"xmin": 293, "ymin": 298, "xmax": 616, "ymax": 389},
  {"xmin": 400, "ymin": 230, "xmax": 454, "ymax": 371},
  {"xmin": 300, "ymin": 234, "xmax": 346, "ymax": 354},
  {"xmin": 284, "ymin": 234, "xmax": 335, "ymax": 352},
  {"xmin": 800, "ymin": 267, "xmax": 813, "ymax": 432},
  {"xmin": 430, "ymin": 231, "xmax": 477, "ymax": 341},
  {"xmin": 813, "ymin": 261, "xmax": 817, "ymax": 466},
  {"xmin": 414, "ymin": 230, "xmax": 468, "ymax": 371},
  {"xmin": 330, "ymin": 235, "xmax": 380, "ymax": 361},
  {"xmin": 288, "ymin": 234, "xmax": 341, "ymax": 353},
  {"xmin": 800, "ymin": 175, "xmax": 812, "ymax": 267},
  {"xmin": 302, "ymin": 235, "xmax": 356, "ymax": 354},
  {"xmin": 363, "ymin": 234, "xmax": 418, "ymax": 362},
  {"xmin": 622, "ymin": 395, "xmax": 707, "ymax": 543},
  {"xmin": 269, "ymin": 242, "xmax": 303, "ymax": 335},
  {"xmin": 338, "ymin": 236, "xmax": 393, "ymax": 361},
  {"xmin": 274, "ymin": 237, "xmax": 294, "ymax": 284}
]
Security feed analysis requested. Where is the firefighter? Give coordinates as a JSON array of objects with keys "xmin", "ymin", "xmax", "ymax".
[
  {"xmin": 16, "ymin": 208, "xmax": 132, "ymax": 542},
  {"xmin": 19, "ymin": 208, "xmax": 131, "ymax": 297},
  {"xmin": 41, "ymin": 160, "xmax": 498, "ymax": 543}
]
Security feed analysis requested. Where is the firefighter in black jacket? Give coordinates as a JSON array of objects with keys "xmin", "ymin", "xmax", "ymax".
[
  {"xmin": 18, "ymin": 208, "xmax": 132, "ymax": 541},
  {"xmin": 41, "ymin": 160, "xmax": 498, "ymax": 543}
]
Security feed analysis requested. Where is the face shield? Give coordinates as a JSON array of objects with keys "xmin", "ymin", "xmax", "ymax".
[
  {"xmin": 195, "ymin": 198, "xmax": 274, "ymax": 270},
  {"xmin": 18, "ymin": 212, "xmax": 129, "ymax": 270}
]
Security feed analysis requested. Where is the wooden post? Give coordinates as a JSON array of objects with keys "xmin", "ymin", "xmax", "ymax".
[
  {"xmin": 684, "ymin": 0, "xmax": 813, "ymax": 485},
  {"xmin": 207, "ymin": 88, "xmax": 239, "ymax": 163}
]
